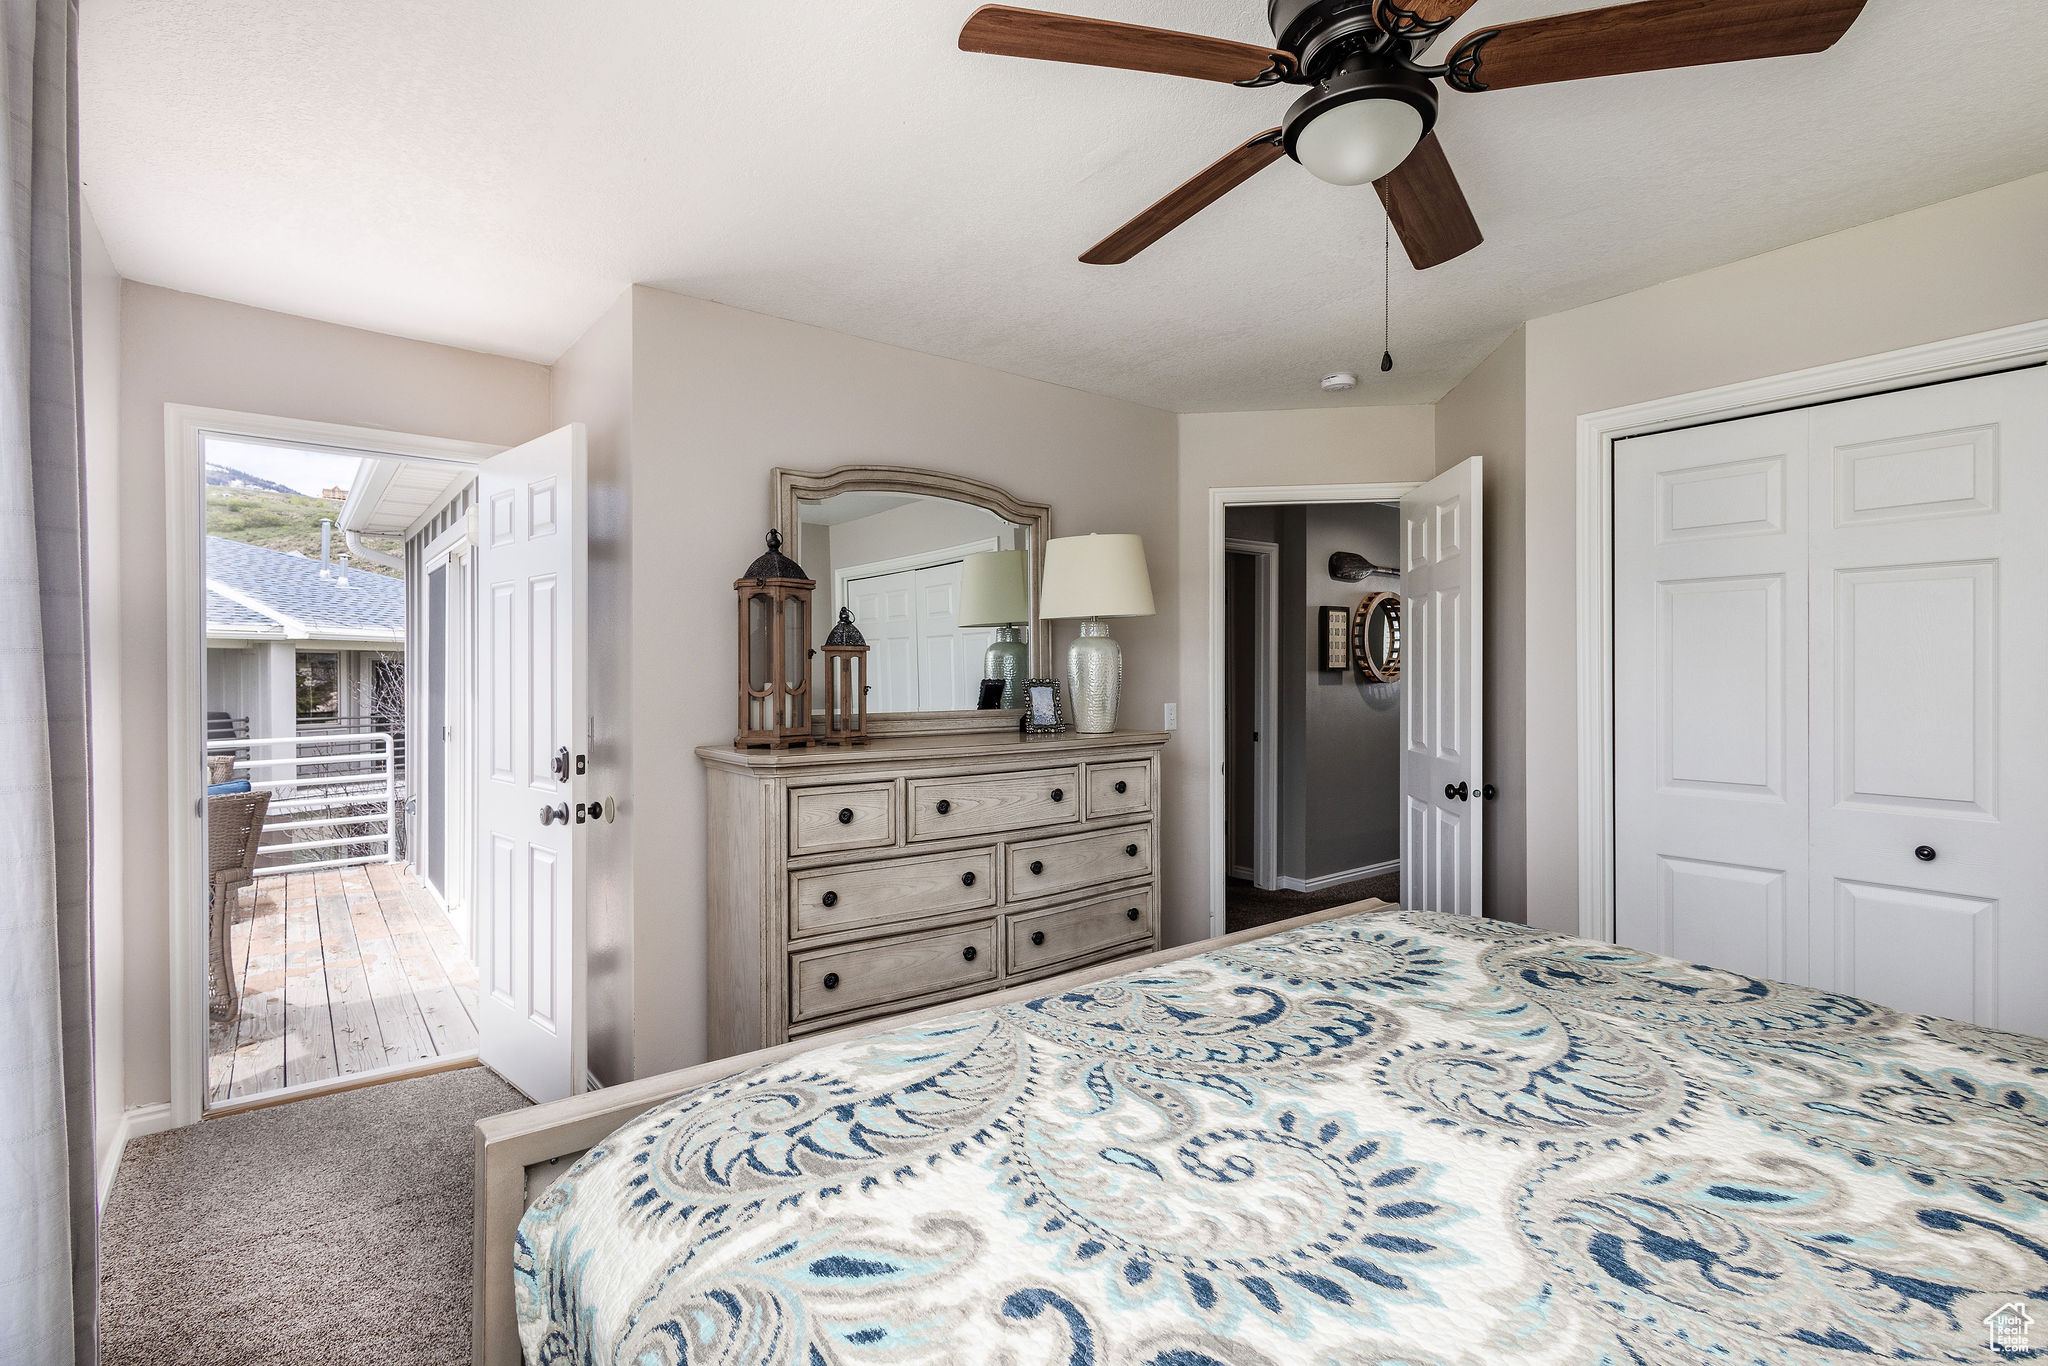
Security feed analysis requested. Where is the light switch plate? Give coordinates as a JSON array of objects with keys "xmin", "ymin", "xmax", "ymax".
[{"xmin": 1163, "ymin": 703, "xmax": 1177, "ymax": 731}]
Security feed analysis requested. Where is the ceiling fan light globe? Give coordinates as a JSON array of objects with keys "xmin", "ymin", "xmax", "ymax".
[{"xmin": 1294, "ymin": 98, "xmax": 1424, "ymax": 186}]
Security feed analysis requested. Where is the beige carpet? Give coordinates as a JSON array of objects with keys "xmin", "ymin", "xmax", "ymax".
[
  {"xmin": 1225, "ymin": 868, "xmax": 1403, "ymax": 933},
  {"xmin": 100, "ymin": 1065, "xmax": 528, "ymax": 1366}
]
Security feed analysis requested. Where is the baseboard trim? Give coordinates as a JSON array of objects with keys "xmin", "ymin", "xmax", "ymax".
[
  {"xmin": 1227, "ymin": 864, "xmax": 1254, "ymax": 883},
  {"xmin": 1276, "ymin": 858, "xmax": 1399, "ymax": 895},
  {"xmin": 97, "ymin": 1102, "xmax": 174, "ymax": 1211}
]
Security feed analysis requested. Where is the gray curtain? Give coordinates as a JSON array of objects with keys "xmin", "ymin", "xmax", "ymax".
[{"xmin": 0, "ymin": 0, "xmax": 97, "ymax": 1360}]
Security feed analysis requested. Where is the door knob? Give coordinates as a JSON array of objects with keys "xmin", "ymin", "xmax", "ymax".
[
  {"xmin": 1481, "ymin": 784, "xmax": 1498, "ymax": 800},
  {"xmin": 1444, "ymin": 781, "xmax": 1468, "ymax": 801},
  {"xmin": 587, "ymin": 799, "xmax": 604, "ymax": 820},
  {"xmin": 552, "ymin": 746, "xmax": 571, "ymax": 783},
  {"xmin": 1915, "ymin": 845, "xmax": 1936, "ymax": 862},
  {"xmin": 538, "ymin": 802, "xmax": 569, "ymax": 826}
]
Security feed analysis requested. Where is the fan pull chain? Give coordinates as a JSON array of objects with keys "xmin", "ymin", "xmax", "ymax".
[{"xmin": 1380, "ymin": 194, "xmax": 1394, "ymax": 374}]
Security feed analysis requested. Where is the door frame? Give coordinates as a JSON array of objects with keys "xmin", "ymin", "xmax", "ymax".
[
  {"xmin": 1207, "ymin": 483, "xmax": 1421, "ymax": 939},
  {"xmin": 163, "ymin": 404, "xmax": 501, "ymax": 1128},
  {"xmin": 420, "ymin": 515, "xmax": 478, "ymax": 946},
  {"xmin": 1223, "ymin": 538, "xmax": 1279, "ymax": 890},
  {"xmin": 1574, "ymin": 319, "xmax": 2048, "ymax": 946}
]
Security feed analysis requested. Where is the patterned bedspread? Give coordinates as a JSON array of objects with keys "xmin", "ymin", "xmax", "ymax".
[{"xmin": 516, "ymin": 910, "xmax": 2048, "ymax": 1364}]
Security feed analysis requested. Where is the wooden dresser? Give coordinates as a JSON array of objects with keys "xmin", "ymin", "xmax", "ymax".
[{"xmin": 699, "ymin": 729, "xmax": 1169, "ymax": 1056}]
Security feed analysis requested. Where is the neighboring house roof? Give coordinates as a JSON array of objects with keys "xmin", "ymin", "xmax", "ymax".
[{"xmin": 205, "ymin": 536, "xmax": 404, "ymax": 642}]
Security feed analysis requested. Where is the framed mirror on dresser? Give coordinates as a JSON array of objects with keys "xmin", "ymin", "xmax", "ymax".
[{"xmin": 703, "ymin": 464, "xmax": 1168, "ymax": 1057}]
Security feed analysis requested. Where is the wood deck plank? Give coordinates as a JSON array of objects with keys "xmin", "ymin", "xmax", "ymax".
[
  {"xmin": 366, "ymin": 863, "xmax": 480, "ymax": 1056},
  {"xmin": 226, "ymin": 875, "xmax": 294, "ymax": 1099},
  {"xmin": 340, "ymin": 864, "xmax": 439, "ymax": 1069},
  {"xmin": 379, "ymin": 863, "xmax": 481, "ymax": 1029},
  {"xmin": 282, "ymin": 873, "xmax": 341, "ymax": 1088},
  {"xmin": 319, "ymin": 867, "xmax": 392, "ymax": 1076},
  {"xmin": 206, "ymin": 884, "xmax": 257, "ymax": 1104}
]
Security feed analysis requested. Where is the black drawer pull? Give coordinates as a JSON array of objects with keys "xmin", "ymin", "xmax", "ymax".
[
  {"xmin": 961, "ymin": 871, "xmax": 976, "ymax": 887},
  {"xmin": 935, "ymin": 799, "xmax": 951, "ymax": 815},
  {"xmin": 821, "ymin": 891, "xmax": 838, "ymax": 908},
  {"xmin": 822, "ymin": 972, "xmax": 840, "ymax": 990},
  {"xmin": 962, "ymin": 945, "xmax": 978, "ymax": 962},
  {"xmin": 1029, "ymin": 860, "xmax": 1044, "ymax": 876},
  {"xmin": 1125, "ymin": 843, "xmax": 1139, "ymax": 857},
  {"xmin": 1031, "ymin": 930, "xmax": 1046, "ymax": 946},
  {"xmin": 837, "ymin": 806, "xmax": 854, "ymax": 825},
  {"xmin": 1051, "ymin": 788, "xmax": 1064, "ymax": 802},
  {"xmin": 1126, "ymin": 907, "xmax": 1140, "ymax": 921},
  {"xmin": 1915, "ymin": 845, "xmax": 1936, "ymax": 862},
  {"xmin": 1114, "ymin": 780, "xmax": 1128, "ymax": 794}
]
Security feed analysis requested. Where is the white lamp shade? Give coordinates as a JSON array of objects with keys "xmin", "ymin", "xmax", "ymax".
[
  {"xmin": 957, "ymin": 549, "xmax": 1030, "ymax": 627},
  {"xmin": 1294, "ymin": 98, "xmax": 1423, "ymax": 187},
  {"xmin": 1038, "ymin": 533, "xmax": 1155, "ymax": 620}
]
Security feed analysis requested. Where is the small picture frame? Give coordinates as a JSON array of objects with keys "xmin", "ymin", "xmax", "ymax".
[
  {"xmin": 975, "ymin": 678, "xmax": 1007, "ymax": 711},
  {"xmin": 1022, "ymin": 678, "xmax": 1065, "ymax": 734},
  {"xmin": 1320, "ymin": 606, "xmax": 1351, "ymax": 671}
]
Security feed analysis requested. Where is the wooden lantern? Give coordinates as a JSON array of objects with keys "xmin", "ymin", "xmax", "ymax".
[
  {"xmin": 820, "ymin": 607, "xmax": 869, "ymax": 746},
  {"xmin": 734, "ymin": 529, "xmax": 815, "ymax": 749}
]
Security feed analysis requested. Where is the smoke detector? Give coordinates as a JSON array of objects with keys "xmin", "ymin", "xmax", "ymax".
[{"xmin": 1321, "ymin": 372, "xmax": 1358, "ymax": 393}]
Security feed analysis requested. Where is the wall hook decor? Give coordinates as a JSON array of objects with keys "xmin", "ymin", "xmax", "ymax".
[{"xmin": 1329, "ymin": 550, "xmax": 1397, "ymax": 582}]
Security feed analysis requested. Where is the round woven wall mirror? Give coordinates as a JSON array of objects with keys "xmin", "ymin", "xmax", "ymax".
[{"xmin": 1353, "ymin": 591, "xmax": 1402, "ymax": 684}]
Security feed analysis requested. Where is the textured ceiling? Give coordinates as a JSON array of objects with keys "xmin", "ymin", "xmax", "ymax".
[{"xmin": 80, "ymin": 1, "xmax": 2048, "ymax": 411}]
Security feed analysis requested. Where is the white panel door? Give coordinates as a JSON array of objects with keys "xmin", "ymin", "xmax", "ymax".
[
  {"xmin": 1614, "ymin": 368, "xmax": 2046, "ymax": 1036},
  {"xmin": 1614, "ymin": 411, "xmax": 1810, "ymax": 982},
  {"xmin": 474, "ymin": 424, "xmax": 586, "ymax": 1103},
  {"xmin": 850, "ymin": 571, "xmax": 918, "ymax": 712},
  {"xmin": 912, "ymin": 561, "xmax": 973, "ymax": 711},
  {"xmin": 1806, "ymin": 369, "xmax": 2046, "ymax": 1036},
  {"xmin": 1400, "ymin": 458, "xmax": 1483, "ymax": 915}
]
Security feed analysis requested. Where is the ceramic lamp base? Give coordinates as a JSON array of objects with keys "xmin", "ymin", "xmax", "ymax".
[
  {"xmin": 1066, "ymin": 619, "xmax": 1122, "ymax": 734},
  {"xmin": 983, "ymin": 626, "xmax": 1027, "ymax": 710}
]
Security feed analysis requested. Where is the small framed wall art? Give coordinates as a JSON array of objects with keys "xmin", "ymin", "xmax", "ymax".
[
  {"xmin": 1022, "ymin": 678, "xmax": 1065, "ymax": 734},
  {"xmin": 1320, "ymin": 606, "xmax": 1351, "ymax": 671}
]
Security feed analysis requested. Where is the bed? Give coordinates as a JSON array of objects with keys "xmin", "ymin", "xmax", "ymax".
[{"xmin": 476, "ymin": 903, "xmax": 2048, "ymax": 1364}]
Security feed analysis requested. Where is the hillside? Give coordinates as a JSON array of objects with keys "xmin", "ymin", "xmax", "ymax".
[{"xmin": 206, "ymin": 485, "xmax": 403, "ymax": 578}]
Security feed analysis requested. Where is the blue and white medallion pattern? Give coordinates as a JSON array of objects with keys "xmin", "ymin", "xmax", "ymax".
[{"xmin": 517, "ymin": 911, "xmax": 2048, "ymax": 1363}]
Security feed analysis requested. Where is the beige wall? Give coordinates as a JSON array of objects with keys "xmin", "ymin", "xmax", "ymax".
[
  {"xmin": 551, "ymin": 293, "xmax": 635, "ymax": 1086},
  {"xmin": 1519, "ymin": 170, "xmax": 2048, "ymax": 932},
  {"xmin": 605, "ymin": 286, "xmax": 1180, "ymax": 1074},
  {"xmin": 111, "ymin": 283, "xmax": 553, "ymax": 1109},
  {"xmin": 1173, "ymin": 407, "xmax": 1436, "ymax": 939},
  {"xmin": 1433, "ymin": 327, "xmax": 1527, "ymax": 922},
  {"xmin": 82, "ymin": 209, "xmax": 126, "ymax": 1163}
]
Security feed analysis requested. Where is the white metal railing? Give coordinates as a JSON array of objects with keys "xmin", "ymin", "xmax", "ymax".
[{"xmin": 208, "ymin": 731, "xmax": 397, "ymax": 874}]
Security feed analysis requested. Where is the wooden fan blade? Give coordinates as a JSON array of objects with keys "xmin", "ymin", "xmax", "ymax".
[
  {"xmin": 1448, "ymin": 0, "xmax": 1866, "ymax": 92},
  {"xmin": 960, "ymin": 5, "xmax": 1292, "ymax": 84},
  {"xmin": 1081, "ymin": 131, "xmax": 1286, "ymax": 265},
  {"xmin": 1373, "ymin": 132, "xmax": 1482, "ymax": 270}
]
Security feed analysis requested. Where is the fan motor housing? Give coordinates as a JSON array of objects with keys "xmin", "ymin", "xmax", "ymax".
[
  {"xmin": 1281, "ymin": 58, "xmax": 1438, "ymax": 168},
  {"xmin": 1268, "ymin": 0, "xmax": 1387, "ymax": 79}
]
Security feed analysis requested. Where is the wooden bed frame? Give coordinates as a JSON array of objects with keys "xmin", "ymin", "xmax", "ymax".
[{"xmin": 471, "ymin": 899, "xmax": 1391, "ymax": 1364}]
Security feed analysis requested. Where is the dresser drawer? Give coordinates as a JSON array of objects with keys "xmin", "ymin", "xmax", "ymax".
[
  {"xmin": 907, "ymin": 767, "xmax": 1081, "ymax": 842},
  {"xmin": 1006, "ymin": 887, "xmax": 1154, "ymax": 976},
  {"xmin": 1007, "ymin": 825, "xmax": 1152, "ymax": 902},
  {"xmin": 789, "ymin": 921, "xmax": 997, "ymax": 1024},
  {"xmin": 790, "ymin": 849, "xmax": 996, "ymax": 940},
  {"xmin": 789, "ymin": 782, "xmax": 895, "ymax": 856},
  {"xmin": 1084, "ymin": 761, "xmax": 1152, "ymax": 819}
]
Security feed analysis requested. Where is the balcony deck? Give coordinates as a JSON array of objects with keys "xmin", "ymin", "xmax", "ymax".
[{"xmin": 207, "ymin": 863, "xmax": 478, "ymax": 1106}]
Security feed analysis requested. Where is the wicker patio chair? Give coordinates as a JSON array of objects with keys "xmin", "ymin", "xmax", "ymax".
[{"xmin": 207, "ymin": 788, "xmax": 271, "ymax": 1024}]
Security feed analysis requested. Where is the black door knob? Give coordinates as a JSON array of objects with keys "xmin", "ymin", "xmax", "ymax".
[
  {"xmin": 935, "ymin": 799, "xmax": 951, "ymax": 815},
  {"xmin": 821, "ymin": 891, "xmax": 838, "ymax": 907},
  {"xmin": 1114, "ymin": 780, "xmax": 1128, "ymax": 794},
  {"xmin": 837, "ymin": 806, "xmax": 854, "ymax": 825},
  {"xmin": 1481, "ymin": 784, "xmax": 1498, "ymax": 800},
  {"xmin": 961, "ymin": 871, "xmax": 976, "ymax": 886},
  {"xmin": 822, "ymin": 972, "xmax": 840, "ymax": 990},
  {"xmin": 1444, "ymin": 781, "xmax": 1468, "ymax": 801},
  {"xmin": 1031, "ymin": 930, "xmax": 1046, "ymax": 946},
  {"xmin": 587, "ymin": 799, "xmax": 604, "ymax": 820},
  {"xmin": 1126, "ymin": 907, "xmax": 1140, "ymax": 921},
  {"xmin": 1029, "ymin": 860, "xmax": 1044, "ymax": 875},
  {"xmin": 1915, "ymin": 845, "xmax": 1936, "ymax": 862},
  {"xmin": 1125, "ymin": 843, "xmax": 1139, "ymax": 857},
  {"xmin": 962, "ymin": 945, "xmax": 978, "ymax": 962},
  {"xmin": 1051, "ymin": 788, "xmax": 1064, "ymax": 802}
]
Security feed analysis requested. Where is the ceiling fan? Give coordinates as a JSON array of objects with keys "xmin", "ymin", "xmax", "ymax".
[{"xmin": 959, "ymin": 0, "xmax": 1869, "ymax": 269}]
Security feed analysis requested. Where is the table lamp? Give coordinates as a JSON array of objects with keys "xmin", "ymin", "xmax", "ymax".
[
  {"xmin": 958, "ymin": 549, "xmax": 1031, "ymax": 709},
  {"xmin": 1037, "ymin": 533, "xmax": 1155, "ymax": 734}
]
